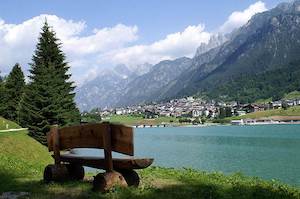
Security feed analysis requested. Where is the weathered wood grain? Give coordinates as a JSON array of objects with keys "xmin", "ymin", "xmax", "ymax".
[{"xmin": 47, "ymin": 123, "xmax": 134, "ymax": 156}]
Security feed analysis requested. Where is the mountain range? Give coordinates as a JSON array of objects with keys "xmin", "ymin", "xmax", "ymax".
[{"xmin": 76, "ymin": 1, "xmax": 300, "ymax": 111}]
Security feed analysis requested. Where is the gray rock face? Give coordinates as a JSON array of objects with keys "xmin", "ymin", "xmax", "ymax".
[
  {"xmin": 195, "ymin": 33, "xmax": 227, "ymax": 57},
  {"xmin": 75, "ymin": 65, "xmax": 136, "ymax": 111},
  {"xmin": 116, "ymin": 57, "xmax": 192, "ymax": 107}
]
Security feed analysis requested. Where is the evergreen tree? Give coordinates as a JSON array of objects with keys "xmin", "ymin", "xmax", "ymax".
[
  {"xmin": 219, "ymin": 108, "xmax": 226, "ymax": 119},
  {"xmin": 225, "ymin": 107, "xmax": 232, "ymax": 117},
  {"xmin": 2, "ymin": 64, "xmax": 25, "ymax": 121},
  {"xmin": 0, "ymin": 71, "xmax": 5, "ymax": 115},
  {"xmin": 19, "ymin": 21, "xmax": 80, "ymax": 144}
]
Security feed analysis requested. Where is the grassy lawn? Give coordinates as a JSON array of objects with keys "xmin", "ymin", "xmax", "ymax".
[
  {"xmin": 254, "ymin": 91, "xmax": 300, "ymax": 103},
  {"xmin": 103, "ymin": 115, "xmax": 179, "ymax": 126},
  {"xmin": 0, "ymin": 130, "xmax": 300, "ymax": 198},
  {"xmin": 229, "ymin": 106, "xmax": 300, "ymax": 120},
  {"xmin": 254, "ymin": 98, "xmax": 272, "ymax": 104},
  {"xmin": 283, "ymin": 91, "xmax": 300, "ymax": 100},
  {"xmin": 0, "ymin": 117, "xmax": 21, "ymax": 130}
]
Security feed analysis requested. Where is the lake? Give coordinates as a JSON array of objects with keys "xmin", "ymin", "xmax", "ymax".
[{"xmin": 75, "ymin": 124, "xmax": 300, "ymax": 186}]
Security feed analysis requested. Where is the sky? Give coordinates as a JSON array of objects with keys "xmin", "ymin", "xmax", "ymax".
[{"xmin": 0, "ymin": 0, "xmax": 285, "ymax": 85}]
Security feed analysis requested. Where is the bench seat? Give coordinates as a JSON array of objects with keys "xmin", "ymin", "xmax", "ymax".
[{"xmin": 53, "ymin": 153, "xmax": 154, "ymax": 170}]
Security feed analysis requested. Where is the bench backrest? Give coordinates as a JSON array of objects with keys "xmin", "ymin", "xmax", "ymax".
[
  {"xmin": 47, "ymin": 122, "xmax": 134, "ymax": 156},
  {"xmin": 47, "ymin": 122, "xmax": 134, "ymax": 171}
]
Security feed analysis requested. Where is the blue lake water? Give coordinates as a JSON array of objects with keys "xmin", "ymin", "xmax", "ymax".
[{"xmin": 76, "ymin": 125, "xmax": 300, "ymax": 186}]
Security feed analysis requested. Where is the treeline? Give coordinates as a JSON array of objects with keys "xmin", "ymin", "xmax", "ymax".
[
  {"xmin": 207, "ymin": 61, "xmax": 300, "ymax": 103},
  {"xmin": 0, "ymin": 22, "xmax": 80, "ymax": 144},
  {"xmin": 0, "ymin": 64, "xmax": 25, "ymax": 122}
]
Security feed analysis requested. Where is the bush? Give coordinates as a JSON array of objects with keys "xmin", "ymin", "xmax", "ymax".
[{"xmin": 212, "ymin": 118, "xmax": 230, "ymax": 124}]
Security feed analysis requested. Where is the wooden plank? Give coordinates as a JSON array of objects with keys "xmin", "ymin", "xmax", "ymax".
[
  {"xmin": 52, "ymin": 125, "xmax": 61, "ymax": 164},
  {"xmin": 111, "ymin": 124, "xmax": 134, "ymax": 156},
  {"xmin": 47, "ymin": 123, "xmax": 134, "ymax": 156},
  {"xmin": 47, "ymin": 123, "xmax": 108, "ymax": 151},
  {"xmin": 56, "ymin": 154, "xmax": 154, "ymax": 170},
  {"xmin": 47, "ymin": 129, "xmax": 54, "ymax": 152},
  {"xmin": 103, "ymin": 124, "xmax": 113, "ymax": 171},
  {"xmin": 60, "ymin": 123, "xmax": 109, "ymax": 150}
]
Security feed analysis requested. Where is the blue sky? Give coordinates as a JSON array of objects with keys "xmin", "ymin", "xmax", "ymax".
[
  {"xmin": 0, "ymin": 0, "xmax": 287, "ymax": 84},
  {"xmin": 0, "ymin": 0, "xmax": 283, "ymax": 43}
]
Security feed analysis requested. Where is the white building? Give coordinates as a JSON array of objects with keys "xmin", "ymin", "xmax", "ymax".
[
  {"xmin": 192, "ymin": 110, "xmax": 201, "ymax": 118},
  {"xmin": 236, "ymin": 110, "xmax": 246, "ymax": 116},
  {"xmin": 231, "ymin": 119, "xmax": 244, "ymax": 125}
]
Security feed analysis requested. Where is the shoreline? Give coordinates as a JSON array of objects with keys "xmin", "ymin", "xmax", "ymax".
[{"xmin": 132, "ymin": 122, "xmax": 300, "ymax": 128}]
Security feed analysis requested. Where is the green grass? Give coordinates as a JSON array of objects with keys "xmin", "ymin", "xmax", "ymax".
[
  {"xmin": 254, "ymin": 98, "xmax": 272, "ymax": 104},
  {"xmin": 247, "ymin": 91, "xmax": 300, "ymax": 105},
  {"xmin": 229, "ymin": 106, "xmax": 300, "ymax": 120},
  {"xmin": 0, "ymin": 117, "xmax": 21, "ymax": 130},
  {"xmin": 103, "ymin": 115, "xmax": 179, "ymax": 126},
  {"xmin": 1, "ymin": 130, "xmax": 300, "ymax": 198},
  {"xmin": 284, "ymin": 91, "xmax": 300, "ymax": 100}
]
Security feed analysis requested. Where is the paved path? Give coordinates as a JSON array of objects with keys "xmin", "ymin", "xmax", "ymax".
[{"xmin": 0, "ymin": 128, "xmax": 28, "ymax": 133}]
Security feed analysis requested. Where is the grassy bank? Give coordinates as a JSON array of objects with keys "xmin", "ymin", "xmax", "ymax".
[
  {"xmin": 102, "ymin": 115, "xmax": 179, "ymax": 126},
  {"xmin": 283, "ymin": 91, "xmax": 300, "ymax": 100},
  {"xmin": 1, "ymin": 131, "xmax": 300, "ymax": 198},
  {"xmin": 230, "ymin": 106, "xmax": 300, "ymax": 120},
  {"xmin": 0, "ymin": 117, "xmax": 20, "ymax": 130}
]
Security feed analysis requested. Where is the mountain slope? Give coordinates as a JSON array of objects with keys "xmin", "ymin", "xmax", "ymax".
[
  {"xmin": 116, "ymin": 57, "xmax": 192, "ymax": 106},
  {"xmin": 160, "ymin": 0, "xmax": 300, "ymax": 102},
  {"xmin": 195, "ymin": 33, "xmax": 227, "ymax": 57},
  {"xmin": 75, "ymin": 65, "xmax": 137, "ymax": 111}
]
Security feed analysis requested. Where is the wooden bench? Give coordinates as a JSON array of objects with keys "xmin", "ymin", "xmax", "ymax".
[{"xmin": 44, "ymin": 122, "xmax": 153, "ymax": 191}]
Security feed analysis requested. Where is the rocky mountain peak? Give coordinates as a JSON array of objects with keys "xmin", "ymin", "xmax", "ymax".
[{"xmin": 195, "ymin": 33, "xmax": 227, "ymax": 57}]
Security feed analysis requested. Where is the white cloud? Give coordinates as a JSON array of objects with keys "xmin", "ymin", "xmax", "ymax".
[
  {"xmin": 0, "ymin": 1, "xmax": 269, "ymax": 85},
  {"xmin": 219, "ymin": 1, "xmax": 267, "ymax": 33},
  {"xmin": 0, "ymin": 14, "xmax": 138, "ymax": 84},
  {"xmin": 0, "ymin": 15, "xmax": 210, "ymax": 84},
  {"xmin": 99, "ymin": 24, "xmax": 211, "ymax": 68},
  {"xmin": 64, "ymin": 24, "xmax": 138, "ymax": 57},
  {"xmin": 0, "ymin": 15, "xmax": 86, "ymax": 72}
]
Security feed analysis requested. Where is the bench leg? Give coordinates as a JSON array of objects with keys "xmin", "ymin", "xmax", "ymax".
[
  {"xmin": 43, "ymin": 164, "xmax": 69, "ymax": 182},
  {"xmin": 117, "ymin": 170, "xmax": 140, "ymax": 187},
  {"xmin": 66, "ymin": 164, "xmax": 85, "ymax": 181},
  {"xmin": 93, "ymin": 171, "xmax": 127, "ymax": 192}
]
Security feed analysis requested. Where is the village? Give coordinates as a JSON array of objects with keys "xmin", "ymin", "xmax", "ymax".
[{"xmin": 82, "ymin": 96, "xmax": 300, "ymax": 125}]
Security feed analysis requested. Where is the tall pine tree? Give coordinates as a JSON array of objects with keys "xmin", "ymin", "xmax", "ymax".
[
  {"xmin": 2, "ymin": 64, "xmax": 25, "ymax": 121},
  {"xmin": 19, "ymin": 21, "xmax": 80, "ymax": 144}
]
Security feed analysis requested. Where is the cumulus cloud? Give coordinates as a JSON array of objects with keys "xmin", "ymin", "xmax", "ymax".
[
  {"xmin": 0, "ymin": 15, "xmax": 210, "ymax": 84},
  {"xmin": 69, "ymin": 24, "xmax": 210, "ymax": 83},
  {"xmin": 0, "ymin": 14, "xmax": 138, "ymax": 83},
  {"xmin": 219, "ymin": 1, "xmax": 267, "ymax": 33},
  {"xmin": 99, "ymin": 24, "xmax": 211, "ymax": 68},
  {"xmin": 64, "ymin": 24, "xmax": 138, "ymax": 57},
  {"xmin": 0, "ymin": 15, "xmax": 85, "ymax": 71},
  {"xmin": 0, "ymin": 1, "xmax": 269, "ymax": 84}
]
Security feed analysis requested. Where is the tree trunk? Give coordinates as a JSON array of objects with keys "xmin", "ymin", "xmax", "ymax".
[
  {"xmin": 43, "ymin": 164, "xmax": 69, "ymax": 182},
  {"xmin": 117, "ymin": 169, "xmax": 140, "ymax": 187},
  {"xmin": 66, "ymin": 164, "xmax": 85, "ymax": 180},
  {"xmin": 93, "ymin": 171, "xmax": 127, "ymax": 192}
]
